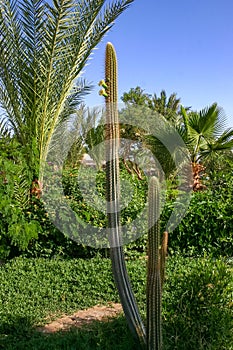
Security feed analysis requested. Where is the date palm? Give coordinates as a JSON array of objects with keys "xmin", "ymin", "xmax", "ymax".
[
  {"xmin": 121, "ymin": 87, "xmax": 184, "ymax": 123},
  {"xmin": 148, "ymin": 90, "xmax": 182, "ymax": 123},
  {"xmin": 0, "ymin": 0, "xmax": 133, "ymax": 178}
]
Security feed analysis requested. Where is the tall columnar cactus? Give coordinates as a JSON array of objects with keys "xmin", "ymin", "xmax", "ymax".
[
  {"xmin": 100, "ymin": 42, "xmax": 146, "ymax": 347},
  {"xmin": 99, "ymin": 42, "xmax": 168, "ymax": 350},
  {"xmin": 146, "ymin": 176, "xmax": 166, "ymax": 350}
]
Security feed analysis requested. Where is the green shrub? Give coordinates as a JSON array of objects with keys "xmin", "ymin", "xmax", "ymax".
[
  {"xmin": 0, "ymin": 139, "xmax": 99, "ymax": 260},
  {"xmin": 163, "ymin": 171, "xmax": 233, "ymax": 257},
  {"xmin": 0, "ymin": 139, "xmax": 39, "ymax": 259},
  {"xmin": 1, "ymin": 138, "xmax": 232, "ymax": 260}
]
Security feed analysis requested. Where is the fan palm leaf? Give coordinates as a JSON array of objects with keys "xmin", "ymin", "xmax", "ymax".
[
  {"xmin": 199, "ymin": 128, "xmax": 233, "ymax": 161},
  {"xmin": 180, "ymin": 103, "xmax": 233, "ymax": 164}
]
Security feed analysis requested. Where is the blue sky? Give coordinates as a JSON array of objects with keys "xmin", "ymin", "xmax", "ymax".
[{"xmin": 83, "ymin": 0, "xmax": 233, "ymax": 127}]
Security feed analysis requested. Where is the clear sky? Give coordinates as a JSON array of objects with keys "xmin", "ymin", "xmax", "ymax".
[{"xmin": 83, "ymin": 0, "xmax": 233, "ymax": 127}]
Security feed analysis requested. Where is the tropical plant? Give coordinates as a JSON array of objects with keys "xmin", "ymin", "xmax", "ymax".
[
  {"xmin": 0, "ymin": 138, "xmax": 40, "ymax": 259},
  {"xmin": 0, "ymin": 0, "xmax": 134, "ymax": 179},
  {"xmin": 121, "ymin": 87, "xmax": 233, "ymax": 188},
  {"xmin": 147, "ymin": 90, "xmax": 182, "ymax": 123},
  {"xmin": 121, "ymin": 86, "xmax": 151, "ymax": 106},
  {"xmin": 120, "ymin": 87, "xmax": 192, "ymax": 180},
  {"xmin": 180, "ymin": 103, "xmax": 233, "ymax": 164},
  {"xmin": 121, "ymin": 87, "xmax": 185, "ymax": 123},
  {"xmin": 180, "ymin": 103, "xmax": 233, "ymax": 189},
  {"xmin": 64, "ymin": 105, "xmax": 105, "ymax": 169}
]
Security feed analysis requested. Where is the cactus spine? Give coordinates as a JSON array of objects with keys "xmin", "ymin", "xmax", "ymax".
[{"xmin": 103, "ymin": 42, "xmax": 146, "ymax": 347}]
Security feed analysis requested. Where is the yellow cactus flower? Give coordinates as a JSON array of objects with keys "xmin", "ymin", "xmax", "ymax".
[
  {"xmin": 98, "ymin": 79, "xmax": 108, "ymax": 89},
  {"xmin": 99, "ymin": 89, "xmax": 108, "ymax": 97}
]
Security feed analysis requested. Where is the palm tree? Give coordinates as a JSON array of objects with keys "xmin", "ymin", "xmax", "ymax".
[
  {"xmin": 0, "ymin": 0, "xmax": 134, "ymax": 178},
  {"xmin": 180, "ymin": 103, "xmax": 233, "ymax": 189},
  {"xmin": 148, "ymin": 90, "xmax": 183, "ymax": 123},
  {"xmin": 121, "ymin": 87, "xmax": 185, "ymax": 123},
  {"xmin": 180, "ymin": 103, "xmax": 233, "ymax": 163},
  {"xmin": 64, "ymin": 105, "xmax": 105, "ymax": 169},
  {"xmin": 121, "ymin": 86, "xmax": 151, "ymax": 106}
]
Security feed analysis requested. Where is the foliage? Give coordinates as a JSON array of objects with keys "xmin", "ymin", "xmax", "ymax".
[
  {"xmin": 0, "ymin": 138, "xmax": 95, "ymax": 260},
  {"xmin": 124, "ymin": 168, "xmax": 233, "ymax": 258},
  {"xmin": 0, "ymin": 0, "xmax": 135, "ymax": 260},
  {"xmin": 163, "ymin": 170, "xmax": 233, "ymax": 257},
  {"xmin": 0, "ymin": 255, "xmax": 232, "ymax": 349},
  {"xmin": 0, "ymin": 143, "xmax": 148, "ymax": 260},
  {"xmin": 121, "ymin": 86, "xmax": 151, "ymax": 106},
  {"xmin": 0, "ymin": 256, "xmax": 117, "ymax": 335},
  {"xmin": 121, "ymin": 87, "xmax": 183, "ymax": 123},
  {"xmin": 180, "ymin": 103, "xmax": 233, "ymax": 167},
  {"xmin": 121, "ymin": 87, "xmax": 233, "ymax": 180},
  {"xmin": 162, "ymin": 256, "xmax": 233, "ymax": 349},
  {"xmin": 0, "ymin": 0, "xmax": 134, "ymax": 177},
  {"xmin": 0, "ymin": 138, "xmax": 38, "ymax": 258},
  {"xmin": 1, "ymin": 155, "xmax": 232, "ymax": 260},
  {"xmin": 64, "ymin": 106, "xmax": 105, "ymax": 169}
]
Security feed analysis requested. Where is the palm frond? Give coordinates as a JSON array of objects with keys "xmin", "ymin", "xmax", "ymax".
[
  {"xmin": 58, "ymin": 79, "xmax": 93, "ymax": 123},
  {"xmin": 39, "ymin": 0, "xmax": 134, "ymax": 164},
  {"xmin": 189, "ymin": 103, "xmax": 227, "ymax": 140},
  {"xmin": 0, "ymin": 0, "xmax": 134, "ymax": 174},
  {"xmin": 0, "ymin": 0, "xmax": 24, "ymax": 140},
  {"xmin": 200, "ymin": 128, "xmax": 233, "ymax": 158},
  {"xmin": 0, "ymin": 116, "xmax": 10, "ymax": 137}
]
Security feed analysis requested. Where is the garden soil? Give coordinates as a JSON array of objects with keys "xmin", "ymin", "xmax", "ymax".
[{"xmin": 37, "ymin": 303, "xmax": 123, "ymax": 333}]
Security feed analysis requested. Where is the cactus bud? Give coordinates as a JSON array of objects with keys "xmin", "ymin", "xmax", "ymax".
[
  {"xmin": 98, "ymin": 79, "xmax": 108, "ymax": 89},
  {"xmin": 99, "ymin": 89, "xmax": 108, "ymax": 97}
]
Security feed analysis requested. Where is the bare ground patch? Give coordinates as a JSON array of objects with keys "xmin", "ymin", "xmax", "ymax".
[{"xmin": 36, "ymin": 303, "xmax": 123, "ymax": 334}]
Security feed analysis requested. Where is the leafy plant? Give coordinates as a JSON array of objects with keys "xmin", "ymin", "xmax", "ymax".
[
  {"xmin": 0, "ymin": 139, "xmax": 39, "ymax": 258},
  {"xmin": 0, "ymin": 0, "xmax": 135, "ymax": 259},
  {"xmin": 0, "ymin": 0, "xmax": 134, "ymax": 176},
  {"xmin": 162, "ymin": 171, "xmax": 233, "ymax": 257}
]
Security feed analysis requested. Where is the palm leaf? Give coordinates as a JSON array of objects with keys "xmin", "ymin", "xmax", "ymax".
[
  {"xmin": 0, "ymin": 0, "xmax": 134, "ymax": 174},
  {"xmin": 0, "ymin": 116, "xmax": 10, "ymax": 137},
  {"xmin": 199, "ymin": 128, "xmax": 233, "ymax": 160}
]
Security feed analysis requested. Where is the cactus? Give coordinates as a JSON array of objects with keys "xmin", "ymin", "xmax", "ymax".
[
  {"xmin": 146, "ymin": 176, "xmax": 163, "ymax": 350},
  {"xmin": 100, "ymin": 42, "xmax": 168, "ymax": 350},
  {"xmin": 103, "ymin": 42, "xmax": 146, "ymax": 347},
  {"xmin": 146, "ymin": 177, "xmax": 168, "ymax": 350}
]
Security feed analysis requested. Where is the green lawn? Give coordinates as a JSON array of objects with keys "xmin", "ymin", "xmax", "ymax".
[{"xmin": 0, "ymin": 255, "xmax": 232, "ymax": 349}]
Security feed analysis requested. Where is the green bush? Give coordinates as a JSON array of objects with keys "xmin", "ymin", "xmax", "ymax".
[
  {"xmin": 1, "ymin": 139, "xmax": 232, "ymax": 260},
  {"xmin": 0, "ymin": 139, "xmax": 39, "ymax": 259},
  {"xmin": 163, "ymin": 171, "xmax": 233, "ymax": 257},
  {"xmin": 0, "ymin": 139, "xmax": 99, "ymax": 260}
]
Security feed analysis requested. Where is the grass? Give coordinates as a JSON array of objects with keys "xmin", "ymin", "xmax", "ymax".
[{"xmin": 0, "ymin": 255, "xmax": 232, "ymax": 349}]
